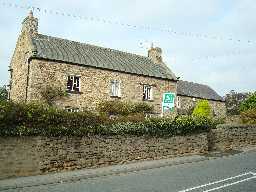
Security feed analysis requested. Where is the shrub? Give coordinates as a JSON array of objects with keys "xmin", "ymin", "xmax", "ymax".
[
  {"xmin": 0, "ymin": 101, "xmax": 103, "ymax": 131},
  {"xmin": 0, "ymin": 101, "xmax": 213, "ymax": 137},
  {"xmin": 97, "ymin": 100, "xmax": 153, "ymax": 116},
  {"xmin": 0, "ymin": 86, "xmax": 8, "ymax": 101},
  {"xmin": 240, "ymin": 109, "xmax": 256, "ymax": 124},
  {"xmin": 192, "ymin": 100, "xmax": 212, "ymax": 117},
  {"xmin": 40, "ymin": 85, "xmax": 68, "ymax": 106},
  {"xmin": 133, "ymin": 102, "xmax": 154, "ymax": 114},
  {"xmin": 239, "ymin": 92, "xmax": 256, "ymax": 112},
  {"xmin": 114, "ymin": 113, "xmax": 145, "ymax": 123}
]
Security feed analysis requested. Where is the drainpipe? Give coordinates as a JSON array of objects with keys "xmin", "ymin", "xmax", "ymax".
[{"xmin": 25, "ymin": 57, "xmax": 32, "ymax": 102}]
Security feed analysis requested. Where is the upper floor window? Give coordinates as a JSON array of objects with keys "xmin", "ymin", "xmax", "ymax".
[
  {"xmin": 67, "ymin": 75, "xmax": 80, "ymax": 92},
  {"xmin": 143, "ymin": 85, "xmax": 153, "ymax": 101},
  {"xmin": 110, "ymin": 80, "xmax": 121, "ymax": 97}
]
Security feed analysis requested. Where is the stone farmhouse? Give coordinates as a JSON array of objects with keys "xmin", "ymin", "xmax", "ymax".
[{"xmin": 8, "ymin": 12, "xmax": 226, "ymax": 116}]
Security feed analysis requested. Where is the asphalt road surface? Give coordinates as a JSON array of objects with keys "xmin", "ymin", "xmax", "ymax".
[{"xmin": 3, "ymin": 150, "xmax": 256, "ymax": 192}]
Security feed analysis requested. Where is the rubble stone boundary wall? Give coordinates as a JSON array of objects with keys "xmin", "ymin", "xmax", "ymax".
[
  {"xmin": 0, "ymin": 134, "xmax": 207, "ymax": 179},
  {"xmin": 0, "ymin": 124, "xmax": 255, "ymax": 180},
  {"xmin": 210, "ymin": 124, "xmax": 256, "ymax": 151}
]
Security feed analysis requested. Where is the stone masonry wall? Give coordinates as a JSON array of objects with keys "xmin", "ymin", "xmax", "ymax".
[
  {"xmin": 210, "ymin": 124, "xmax": 256, "ymax": 151},
  {"xmin": 178, "ymin": 95, "xmax": 226, "ymax": 117},
  {"xmin": 0, "ymin": 134, "xmax": 208, "ymax": 179},
  {"xmin": 9, "ymin": 33, "xmax": 34, "ymax": 102},
  {"xmin": 27, "ymin": 59, "xmax": 177, "ymax": 114}
]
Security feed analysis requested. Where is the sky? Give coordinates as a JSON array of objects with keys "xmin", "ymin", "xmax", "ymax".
[{"xmin": 0, "ymin": 0, "xmax": 256, "ymax": 96}]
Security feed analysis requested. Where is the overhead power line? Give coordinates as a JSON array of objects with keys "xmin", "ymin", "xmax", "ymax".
[
  {"xmin": 1, "ymin": 1, "xmax": 256, "ymax": 46},
  {"xmin": 192, "ymin": 49, "xmax": 256, "ymax": 62},
  {"xmin": 138, "ymin": 41, "xmax": 256, "ymax": 61}
]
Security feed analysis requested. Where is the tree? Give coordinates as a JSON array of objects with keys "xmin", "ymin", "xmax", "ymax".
[
  {"xmin": 225, "ymin": 90, "xmax": 249, "ymax": 115},
  {"xmin": 192, "ymin": 100, "xmax": 212, "ymax": 117},
  {"xmin": 0, "ymin": 86, "xmax": 8, "ymax": 101},
  {"xmin": 40, "ymin": 85, "xmax": 68, "ymax": 106},
  {"xmin": 240, "ymin": 92, "xmax": 256, "ymax": 112}
]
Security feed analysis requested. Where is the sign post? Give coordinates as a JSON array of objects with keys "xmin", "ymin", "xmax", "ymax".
[{"xmin": 162, "ymin": 92, "xmax": 175, "ymax": 115}]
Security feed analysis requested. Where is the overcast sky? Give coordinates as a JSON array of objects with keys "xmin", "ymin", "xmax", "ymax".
[{"xmin": 0, "ymin": 0, "xmax": 255, "ymax": 96}]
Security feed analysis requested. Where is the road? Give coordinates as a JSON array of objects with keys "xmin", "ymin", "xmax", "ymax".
[{"xmin": 2, "ymin": 150, "xmax": 256, "ymax": 192}]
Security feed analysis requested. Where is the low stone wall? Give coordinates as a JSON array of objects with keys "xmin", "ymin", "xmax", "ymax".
[
  {"xmin": 210, "ymin": 124, "xmax": 256, "ymax": 151},
  {"xmin": 1, "ymin": 124, "xmax": 255, "ymax": 180},
  {"xmin": 0, "ymin": 134, "xmax": 208, "ymax": 179}
]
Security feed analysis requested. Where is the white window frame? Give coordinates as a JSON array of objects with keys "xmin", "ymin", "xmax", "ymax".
[
  {"xmin": 65, "ymin": 106, "xmax": 80, "ymax": 113},
  {"xmin": 176, "ymin": 96, "xmax": 181, "ymax": 108},
  {"xmin": 143, "ymin": 85, "xmax": 153, "ymax": 101},
  {"xmin": 110, "ymin": 80, "xmax": 121, "ymax": 97},
  {"xmin": 67, "ymin": 75, "xmax": 81, "ymax": 92}
]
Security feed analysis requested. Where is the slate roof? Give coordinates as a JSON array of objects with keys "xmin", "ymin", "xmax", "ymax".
[
  {"xmin": 30, "ymin": 34, "xmax": 177, "ymax": 80},
  {"xmin": 177, "ymin": 80, "xmax": 224, "ymax": 101}
]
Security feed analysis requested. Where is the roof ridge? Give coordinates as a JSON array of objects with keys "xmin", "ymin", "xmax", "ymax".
[
  {"xmin": 34, "ymin": 34, "xmax": 151, "ymax": 60},
  {"xmin": 179, "ymin": 80, "xmax": 212, "ymax": 88},
  {"xmin": 177, "ymin": 80, "xmax": 223, "ymax": 101}
]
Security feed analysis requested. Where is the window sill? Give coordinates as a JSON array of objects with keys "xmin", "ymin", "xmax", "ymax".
[
  {"xmin": 110, "ymin": 95, "xmax": 122, "ymax": 99},
  {"xmin": 67, "ymin": 90, "xmax": 83, "ymax": 95},
  {"xmin": 143, "ymin": 99, "xmax": 154, "ymax": 102}
]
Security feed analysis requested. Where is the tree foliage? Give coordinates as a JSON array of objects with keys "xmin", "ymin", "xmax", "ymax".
[
  {"xmin": 192, "ymin": 100, "xmax": 212, "ymax": 117},
  {"xmin": 239, "ymin": 92, "xmax": 256, "ymax": 112},
  {"xmin": 225, "ymin": 90, "xmax": 249, "ymax": 115},
  {"xmin": 0, "ymin": 86, "xmax": 8, "ymax": 101},
  {"xmin": 40, "ymin": 85, "xmax": 68, "ymax": 106}
]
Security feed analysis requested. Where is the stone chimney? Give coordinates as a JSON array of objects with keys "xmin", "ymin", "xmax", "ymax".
[
  {"xmin": 148, "ymin": 44, "xmax": 163, "ymax": 64},
  {"xmin": 21, "ymin": 10, "xmax": 38, "ymax": 36}
]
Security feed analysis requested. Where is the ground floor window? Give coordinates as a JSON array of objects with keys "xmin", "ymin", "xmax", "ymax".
[
  {"xmin": 65, "ymin": 106, "xmax": 80, "ymax": 113},
  {"xmin": 176, "ymin": 96, "xmax": 181, "ymax": 108}
]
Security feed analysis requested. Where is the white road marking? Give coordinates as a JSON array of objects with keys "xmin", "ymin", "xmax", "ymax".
[
  {"xmin": 203, "ymin": 175, "xmax": 256, "ymax": 192},
  {"xmin": 178, "ymin": 172, "xmax": 254, "ymax": 192}
]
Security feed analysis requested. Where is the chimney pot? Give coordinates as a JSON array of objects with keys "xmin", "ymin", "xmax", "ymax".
[{"xmin": 148, "ymin": 46, "xmax": 163, "ymax": 64}]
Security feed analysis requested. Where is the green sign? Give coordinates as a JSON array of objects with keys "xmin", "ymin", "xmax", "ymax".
[
  {"xmin": 163, "ymin": 93, "xmax": 175, "ymax": 103},
  {"xmin": 162, "ymin": 92, "xmax": 175, "ymax": 112}
]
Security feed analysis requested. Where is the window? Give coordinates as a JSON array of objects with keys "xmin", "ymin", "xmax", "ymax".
[
  {"xmin": 143, "ymin": 85, "xmax": 153, "ymax": 100},
  {"xmin": 176, "ymin": 96, "xmax": 181, "ymax": 108},
  {"xmin": 67, "ymin": 75, "xmax": 80, "ymax": 92},
  {"xmin": 111, "ymin": 80, "xmax": 121, "ymax": 97},
  {"xmin": 65, "ymin": 106, "xmax": 79, "ymax": 113}
]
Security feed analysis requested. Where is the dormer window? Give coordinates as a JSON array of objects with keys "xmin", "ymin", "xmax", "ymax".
[{"xmin": 67, "ymin": 75, "xmax": 80, "ymax": 92}]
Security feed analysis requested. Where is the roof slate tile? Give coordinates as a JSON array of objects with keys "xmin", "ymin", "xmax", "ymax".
[{"xmin": 31, "ymin": 34, "xmax": 177, "ymax": 80}]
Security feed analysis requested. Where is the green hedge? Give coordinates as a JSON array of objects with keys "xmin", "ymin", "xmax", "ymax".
[
  {"xmin": 0, "ymin": 101, "xmax": 103, "ymax": 130},
  {"xmin": 97, "ymin": 100, "xmax": 154, "ymax": 116},
  {"xmin": 0, "ymin": 101, "xmax": 213, "ymax": 137}
]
